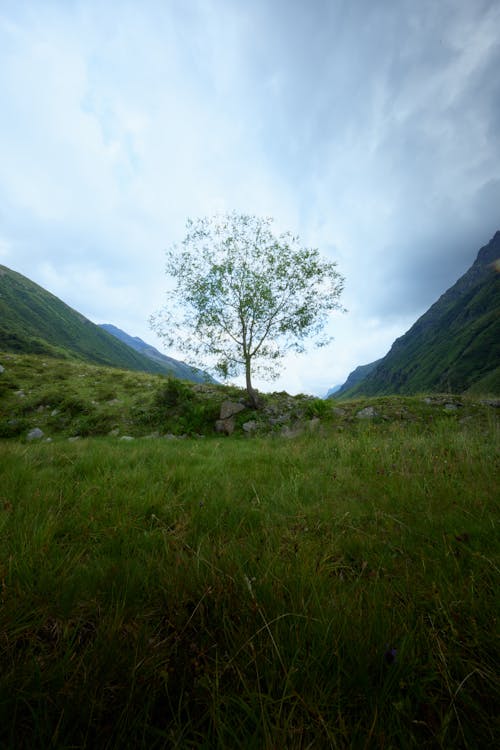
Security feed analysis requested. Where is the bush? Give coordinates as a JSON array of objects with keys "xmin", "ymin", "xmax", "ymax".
[
  {"xmin": 154, "ymin": 378, "xmax": 194, "ymax": 409},
  {"xmin": 305, "ymin": 398, "xmax": 331, "ymax": 418}
]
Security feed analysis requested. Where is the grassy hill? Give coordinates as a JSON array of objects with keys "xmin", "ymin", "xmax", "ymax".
[
  {"xmin": 335, "ymin": 231, "xmax": 500, "ymax": 399},
  {"xmin": 0, "ymin": 265, "xmax": 206, "ymax": 380},
  {"xmin": 0, "ymin": 352, "xmax": 498, "ymax": 748}
]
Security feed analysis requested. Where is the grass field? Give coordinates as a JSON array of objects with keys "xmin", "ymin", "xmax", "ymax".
[{"xmin": 0, "ymin": 410, "xmax": 498, "ymax": 748}]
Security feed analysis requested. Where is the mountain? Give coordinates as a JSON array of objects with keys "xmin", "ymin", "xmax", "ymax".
[
  {"xmin": 327, "ymin": 360, "xmax": 382, "ymax": 399},
  {"xmin": 0, "ymin": 264, "xmax": 205, "ymax": 380},
  {"xmin": 99, "ymin": 324, "xmax": 214, "ymax": 384},
  {"xmin": 324, "ymin": 385, "xmax": 341, "ymax": 398},
  {"xmin": 334, "ymin": 231, "xmax": 500, "ymax": 398}
]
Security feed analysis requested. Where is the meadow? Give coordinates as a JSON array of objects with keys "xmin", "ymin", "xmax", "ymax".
[
  {"xmin": 0, "ymin": 404, "xmax": 498, "ymax": 748},
  {"xmin": 0, "ymin": 352, "xmax": 499, "ymax": 747}
]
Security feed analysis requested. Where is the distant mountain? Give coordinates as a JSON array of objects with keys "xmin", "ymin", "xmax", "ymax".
[
  {"xmin": 99, "ymin": 324, "xmax": 214, "ymax": 384},
  {"xmin": 327, "ymin": 360, "xmax": 382, "ymax": 399},
  {"xmin": 335, "ymin": 231, "xmax": 500, "ymax": 398},
  {"xmin": 324, "ymin": 385, "xmax": 342, "ymax": 398},
  {"xmin": 0, "ymin": 264, "xmax": 204, "ymax": 380}
]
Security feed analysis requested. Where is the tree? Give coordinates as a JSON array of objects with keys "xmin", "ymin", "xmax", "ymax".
[{"xmin": 150, "ymin": 212, "xmax": 345, "ymax": 408}]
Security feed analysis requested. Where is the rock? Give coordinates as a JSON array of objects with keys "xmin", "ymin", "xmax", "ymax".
[
  {"xmin": 0, "ymin": 365, "xmax": 4, "ymax": 373},
  {"xmin": 219, "ymin": 401, "xmax": 246, "ymax": 420},
  {"xmin": 51, "ymin": 409, "xmax": 59, "ymax": 416},
  {"xmin": 27, "ymin": 428, "xmax": 44, "ymax": 441},
  {"xmin": 281, "ymin": 424, "xmax": 303, "ymax": 438},
  {"xmin": 356, "ymin": 406, "xmax": 378, "ymax": 419},
  {"xmin": 120, "ymin": 435, "xmax": 134, "ymax": 441},
  {"xmin": 307, "ymin": 417, "xmax": 321, "ymax": 431},
  {"xmin": 242, "ymin": 420, "xmax": 258, "ymax": 433},
  {"xmin": 333, "ymin": 408, "xmax": 346, "ymax": 416},
  {"xmin": 108, "ymin": 428, "xmax": 120, "ymax": 436},
  {"xmin": 480, "ymin": 398, "xmax": 500, "ymax": 407},
  {"xmin": 268, "ymin": 414, "xmax": 290, "ymax": 425},
  {"xmin": 16, "ymin": 390, "xmax": 26, "ymax": 398},
  {"xmin": 215, "ymin": 418, "xmax": 235, "ymax": 435},
  {"xmin": 68, "ymin": 436, "xmax": 81, "ymax": 442},
  {"xmin": 443, "ymin": 403, "xmax": 460, "ymax": 411}
]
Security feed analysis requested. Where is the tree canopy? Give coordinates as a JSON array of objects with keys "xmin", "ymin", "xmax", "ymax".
[{"xmin": 151, "ymin": 212, "xmax": 345, "ymax": 407}]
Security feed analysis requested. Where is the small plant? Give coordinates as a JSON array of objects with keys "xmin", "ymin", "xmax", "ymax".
[
  {"xmin": 154, "ymin": 377, "xmax": 194, "ymax": 409},
  {"xmin": 305, "ymin": 397, "xmax": 331, "ymax": 418}
]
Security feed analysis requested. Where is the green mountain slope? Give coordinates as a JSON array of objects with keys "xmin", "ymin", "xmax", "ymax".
[
  {"xmin": 99, "ymin": 324, "xmax": 215, "ymax": 384},
  {"xmin": 0, "ymin": 265, "xmax": 179, "ymax": 376},
  {"xmin": 328, "ymin": 359, "xmax": 382, "ymax": 399},
  {"xmin": 337, "ymin": 231, "xmax": 500, "ymax": 398}
]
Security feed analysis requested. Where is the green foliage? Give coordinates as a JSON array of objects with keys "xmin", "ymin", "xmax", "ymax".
[
  {"xmin": 154, "ymin": 376, "xmax": 194, "ymax": 408},
  {"xmin": 151, "ymin": 213, "xmax": 345, "ymax": 404},
  {"xmin": 0, "ymin": 415, "xmax": 498, "ymax": 748},
  {"xmin": 304, "ymin": 396, "xmax": 331, "ymax": 418}
]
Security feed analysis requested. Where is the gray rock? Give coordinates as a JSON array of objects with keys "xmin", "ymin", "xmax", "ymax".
[
  {"xmin": 268, "ymin": 414, "xmax": 290, "ymax": 425},
  {"xmin": 307, "ymin": 417, "xmax": 321, "ymax": 431},
  {"xmin": 27, "ymin": 427, "xmax": 44, "ymax": 441},
  {"xmin": 51, "ymin": 409, "xmax": 59, "ymax": 417},
  {"xmin": 242, "ymin": 420, "xmax": 258, "ymax": 433},
  {"xmin": 0, "ymin": 365, "xmax": 4, "ymax": 373},
  {"xmin": 108, "ymin": 428, "xmax": 120, "ymax": 436},
  {"xmin": 480, "ymin": 398, "xmax": 500, "ymax": 407},
  {"xmin": 215, "ymin": 417, "xmax": 235, "ymax": 435},
  {"xmin": 281, "ymin": 424, "xmax": 303, "ymax": 438},
  {"xmin": 16, "ymin": 390, "xmax": 26, "ymax": 398},
  {"xmin": 219, "ymin": 401, "xmax": 246, "ymax": 420},
  {"xmin": 356, "ymin": 406, "xmax": 378, "ymax": 419},
  {"xmin": 120, "ymin": 435, "xmax": 134, "ymax": 441},
  {"xmin": 68, "ymin": 436, "xmax": 81, "ymax": 442},
  {"xmin": 443, "ymin": 403, "xmax": 460, "ymax": 411},
  {"xmin": 333, "ymin": 408, "xmax": 346, "ymax": 416}
]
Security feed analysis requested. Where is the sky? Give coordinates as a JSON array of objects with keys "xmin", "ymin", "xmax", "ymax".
[{"xmin": 1, "ymin": 0, "xmax": 499, "ymax": 396}]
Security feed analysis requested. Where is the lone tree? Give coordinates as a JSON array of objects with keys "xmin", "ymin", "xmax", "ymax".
[{"xmin": 151, "ymin": 212, "xmax": 345, "ymax": 408}]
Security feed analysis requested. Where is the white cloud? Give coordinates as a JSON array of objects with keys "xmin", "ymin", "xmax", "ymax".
[{"xmin": 0, "ymin": 0, "xmax": 498, "ymax": 394}]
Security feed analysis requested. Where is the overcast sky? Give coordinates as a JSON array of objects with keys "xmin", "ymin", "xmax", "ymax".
[{"xmin": 1, "ymin": 0, "xmax": 499, "ymax": 395}]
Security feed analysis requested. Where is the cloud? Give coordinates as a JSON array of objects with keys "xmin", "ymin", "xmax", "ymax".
[{"xmin": 0, "ymin": 0, "xmax": 498, "ymax": 394}]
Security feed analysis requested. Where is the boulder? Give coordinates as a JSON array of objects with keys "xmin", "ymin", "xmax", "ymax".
[
  {"xmin": 242, "ymin": 420, "xmax": 258, "ymax": 433},
  {"xmin": 215, "ymin": 418, "xmax": 235, "ymax": 435},
  {"xmin": 219, "ymin": 401, "xmax": 246, "ymax": 420},
  {"xmin": 356, "ymin": 406, "xmax": 378, "ymax": 419},
  {"xmin": 27, "ymin": 427, "xmax": 44, "ymax": 441},
  {"xmin": 0, "ymin": 365, "xmax": 4, "ymax": 373}
]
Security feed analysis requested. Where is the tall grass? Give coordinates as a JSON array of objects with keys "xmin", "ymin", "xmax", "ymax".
[{"xmin": 0, "ymin": 416, "xmax": 498, "ymax": 748}]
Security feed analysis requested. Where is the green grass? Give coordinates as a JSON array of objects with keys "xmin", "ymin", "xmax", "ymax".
[{"xmin": 0, "ymin": 413, "xmax": 498, "ymax": 748}]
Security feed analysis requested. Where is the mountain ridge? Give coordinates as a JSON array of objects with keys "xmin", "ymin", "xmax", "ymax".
[
  {"xmin": 332, "ymin": 231, "xmax": 500, "ymax": 398},
  {"xmin": 99, "ymin": 324, "xmax": 214, "ymax": 384},
  {"xmin": 0, "ymin": 264, "xmax": 208, "ymax": 381}
]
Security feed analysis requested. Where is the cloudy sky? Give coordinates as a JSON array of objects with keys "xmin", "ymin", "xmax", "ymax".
[{"xmin": 1, "ymin": 0, "xmax": 499, "ymax": 395}]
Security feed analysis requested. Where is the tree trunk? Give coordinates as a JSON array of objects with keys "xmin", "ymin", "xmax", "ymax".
[{"xmin": 245, "ymin": 356, "xmax": 260, "ymax": 409}]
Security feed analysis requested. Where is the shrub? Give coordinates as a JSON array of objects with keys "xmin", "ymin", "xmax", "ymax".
[{"xmin": 154, "ymin": 378, "xmax": 194, "ymax": 409}]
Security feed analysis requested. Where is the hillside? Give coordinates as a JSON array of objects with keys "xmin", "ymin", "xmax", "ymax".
[
  {"xmin": 99, "ymin": 324, "xmax": 214, "ymax": 384},
  {"xmin": 0, "ymin": 265, "xmax": 204, "ymax": 380},
  {"xmin": 329, "ymin": 359, "xmax": 382, "ymax": 399},
  {"xmin": 335, "ymin": 232, "xmax": 500, "ymax": 398}
]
